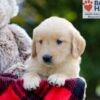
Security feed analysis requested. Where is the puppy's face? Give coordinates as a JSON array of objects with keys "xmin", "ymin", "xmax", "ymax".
[
  {"xmin": 35, "ymin": 32, "xmax": 71, "ymax": 66},
  {"xmin": 32, "ymin": 17, "xmax": 86, "ymax": 67}
]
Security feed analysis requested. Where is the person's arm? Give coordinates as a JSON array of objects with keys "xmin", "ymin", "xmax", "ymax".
[{"xmin": 8, "ymin": 24, "xmax": 32, "ymax": 61}]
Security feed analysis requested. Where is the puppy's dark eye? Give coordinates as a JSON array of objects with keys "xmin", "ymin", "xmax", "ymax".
[
  {"xmin": 56, "ymin": 39, "xmax": 63, "ymax": 45},
  {"xmin": 39, "ymin": 40, "xmax": 43, "ymax": 44}
]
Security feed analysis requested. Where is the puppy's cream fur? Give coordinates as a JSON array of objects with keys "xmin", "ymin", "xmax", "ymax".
[{"xmin": 23, "ymin": 17, "xmax": 86, "ymax": 90}]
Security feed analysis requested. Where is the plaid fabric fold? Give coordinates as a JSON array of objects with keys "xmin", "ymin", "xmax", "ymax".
[{"xmin": 0, "ymin": 74, "xmax": 85, "ymax": 100}]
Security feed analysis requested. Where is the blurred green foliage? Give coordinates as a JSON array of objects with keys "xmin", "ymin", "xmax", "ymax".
[{"xmin": 12, "ymin": 0, "xmax": 100, "ymax": 99}]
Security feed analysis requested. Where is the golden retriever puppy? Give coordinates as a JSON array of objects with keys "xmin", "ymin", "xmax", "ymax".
[{"xmin": 22, "ymin": 16, "xmax": 86, "ymax": 90}]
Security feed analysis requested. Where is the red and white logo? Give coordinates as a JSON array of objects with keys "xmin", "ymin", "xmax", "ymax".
[
  {"xmin": 83, "ymin": 0, "xmax": 93, "ymax": 11},
  {"xmin": 83, "ymin": 0, "xmax": 100, "ymax": 19}
]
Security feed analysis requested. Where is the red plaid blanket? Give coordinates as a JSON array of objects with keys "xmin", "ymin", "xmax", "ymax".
[{"xmin": 0, "ymin": 74, "xmax": 85, "ymax": 100}]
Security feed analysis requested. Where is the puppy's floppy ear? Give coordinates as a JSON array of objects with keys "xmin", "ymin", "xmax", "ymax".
[
  {"xmin": 32, "ymin": 30, "xmax": 36, "ymax": 57},
  {"xmin": 32, "ymin": 39, "xmax": 36, "ymax": 57},
  {"xmin": 71, "ymin": 30, "xmax": 86, "ymax": 58}
]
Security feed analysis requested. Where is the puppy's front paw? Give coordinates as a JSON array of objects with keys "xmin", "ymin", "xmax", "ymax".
[
  {"xmin": 22, "ymin": 73, "xmax": 41, "ymax": 90},
  {"xmin": 48, "ymin": 74, "xmax": 67, "ymax": 86}
]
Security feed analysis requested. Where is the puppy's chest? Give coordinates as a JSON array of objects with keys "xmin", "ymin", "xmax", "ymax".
[{"xmin": 38, "ymin": 67, "xmax": 55, "ymax": 79}]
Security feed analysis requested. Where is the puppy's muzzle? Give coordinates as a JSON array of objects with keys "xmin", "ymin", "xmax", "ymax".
[{"xmin": 43, "ymin": 55, "xmax": 52, "ymax": 64}]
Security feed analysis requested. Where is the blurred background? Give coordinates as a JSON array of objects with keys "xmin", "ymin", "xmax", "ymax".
[{"xmin": 12, "ymin": 0, "xmax": 100, "ymax": 100}]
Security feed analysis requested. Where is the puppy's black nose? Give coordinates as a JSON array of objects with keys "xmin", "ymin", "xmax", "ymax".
[{"xmin": 43, "ymin": 55, "xmax": 52, "ymax": 63}]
